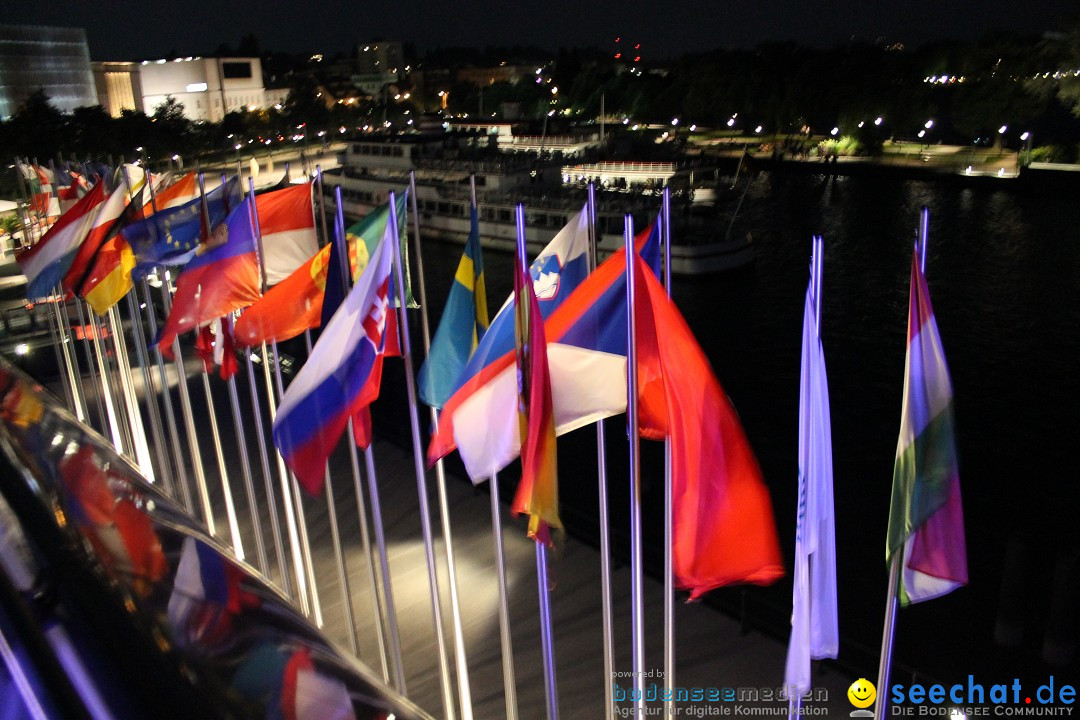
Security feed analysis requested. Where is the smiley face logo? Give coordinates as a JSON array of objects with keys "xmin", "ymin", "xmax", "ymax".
[{"xmin": 847, "ymin": 678, "xmax": 876, "ymax": 709}]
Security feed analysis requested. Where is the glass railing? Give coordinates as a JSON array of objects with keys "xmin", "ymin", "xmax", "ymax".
[{"xmin": 0, "ymin": 358, "xmax": 432, "ymax": 720}]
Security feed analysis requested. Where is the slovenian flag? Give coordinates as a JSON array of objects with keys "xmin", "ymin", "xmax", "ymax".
[
  {"xmin": 417, "ymin": 204, "xmax": 489, "ymax": 409},
  {"xmin": 272, "ymin": 217, "xmax": 396, "ymax": 493},
  {"xmin": 155, "ymin": 196, "xmax": 262, "ymax": 355},
  {"xmin": 886, "ymin": 250, "xmax": 967, "ymax": 605},
  {"xmin": 16, "ymin": 181, "xmax": 106, "ymax": 300}
]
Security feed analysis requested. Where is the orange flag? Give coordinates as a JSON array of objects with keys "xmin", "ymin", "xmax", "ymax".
[{"xmin": 233, "ymin": 244, "xmax": 332, "ymax": 347}]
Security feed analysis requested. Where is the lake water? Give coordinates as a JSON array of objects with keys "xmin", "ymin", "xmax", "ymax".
[{"xmin": 407, "ymin": 167, "xmax": 1080, "ymax": 687}]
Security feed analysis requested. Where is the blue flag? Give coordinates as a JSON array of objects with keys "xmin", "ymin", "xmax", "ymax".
[
  {"xmin": 125, "ymin": 177, "xmax": 241, "ymax": 278},
  {"xmin": 418, "ymin": 205, "xmax": 489, "ymax": 408}
]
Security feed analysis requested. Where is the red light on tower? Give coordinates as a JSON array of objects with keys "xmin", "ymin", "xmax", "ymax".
[
  {"xmin": 615, "ymin": 53, "xmax": 622, "ymax": 59},
  {"xmin": 634, "ymin": 56, "xmax": 641, "ymax": 62},
  {"xmin": 634, "ymin": 43, "xmax": 640, "ymax": 49}
]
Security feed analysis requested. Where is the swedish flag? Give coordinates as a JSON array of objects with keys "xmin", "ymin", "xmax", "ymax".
[{"xmin": 418, "ymin": 205, "xmax": 489, "ymax": 409}]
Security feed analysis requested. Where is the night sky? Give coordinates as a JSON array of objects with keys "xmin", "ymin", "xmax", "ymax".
[{"xmin": 6, "ymin": 0, "xmax": 1074, "ymax": 61}]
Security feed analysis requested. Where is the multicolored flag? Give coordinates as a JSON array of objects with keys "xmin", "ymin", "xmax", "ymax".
[
  {"xmin": 886, "ymin": 251, "xmax": 967, "ymax": 605},
  {"xmin": 417, "ymin": 204, "xmax": 489, "ymax": 408},
  {"xmin": 17, "ymin": 180, "xmax": 106, "ymax": 300},
  {"xmin": 784, "ymin": 276, "xmax": 838, "ymax": 698},
  {"xmin": 510, "ymin": 248, "xmax": 559, "ymax": 545},
  {"xmin": 272, "ymin": 218, "xmax": 396, "ymax": 493},
  {"xmin": 143, "ymin": 171, "xmax": 197, "ymax": 215},
  {"xmin": 233, "ymin": 244, "xmax": 332, "ymax": 348},
  {"xmin": 429, "ymin": 232, "xmax": 783, "ymax": 597},
  {"xmin": 81, "ymin": 235, "xmax": 137, "ymax": 316},
  {"xmin": 279, "ymin": 648, "xmax": 357, "ymax": 720},
  {"xmin": 155, "ymin": 196, "xmax": 262, "ymax": 354}
]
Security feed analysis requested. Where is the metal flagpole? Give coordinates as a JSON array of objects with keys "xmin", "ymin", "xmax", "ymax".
[
  {"xmin": 105, "ymin": 302, "xmax": 156, "ymax": 481},
  {"xmin": 874, "ymin": 208, "xmax": 929, "ymax": 719},
  {"xmin": 662, "ymin": 185, "xmax": 676, "ymax": 716},
  {"xmin": 191, "ymin": 172, "xmax": 244, "ymax": 560},
  {"xmin": 247, "ymin": 179, "xmax": 318, "ymax": 620},
  {"xmin": 387, "ymin": 191, "xmax": 457, "ymax": 720},
  {"xmin": 364, "ymin": 444, "xmax": 406, "ymax": 691},
  {"xmin": 489, "ymin": 471, "xmax": 518, "ymax": 720},
  {"xmin": 49, "ymin": 291, "xmax": 85, "ymax": 421},
  {"xmin": 516, "ymin": 205, "xmax": 559, "ymax": 720},
  {"xmin": 301, "ymin": 328, "xmax": 359, "ymax": 655},
  {"xmin": 124, "ymin": 290, "xmax": 175, "ymax": 499},
  {"xmin": 242, "ymin": 342, "xmax": 290, "ymax": 594},
  {"xmin": 329, "ymin": 187, "xmax": 395, "ymax": 681},
  {"xmin": 224, "ymin": 316, "xmax": 269, "ymax": 574},
  {"xmin": 124, "ymin": 165, "xmax": 192, "ymax": 514},
  {"xmin": 409, "ymin": 170, "xmax": 474, "ymax": 720},
  {"xmin": 625, "ymin": 214, "xmax": 646, "ymax": 716},
  {"xmin": 73, "ymin": 297, "xmax": 112, "ymax": 441},
  {"xmin": 587, "ymin": 182, "xmax": 616, "ymax": 720}
]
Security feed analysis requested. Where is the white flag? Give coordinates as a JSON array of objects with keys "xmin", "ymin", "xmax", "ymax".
[{"xmin": 784, "ymin": 279, "xmax": 838, "ymax": 707}]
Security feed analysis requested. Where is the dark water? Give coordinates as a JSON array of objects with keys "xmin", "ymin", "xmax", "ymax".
[{"xmin": 409, "ymin": 169, "xmax": 1080, "ymax": 687}]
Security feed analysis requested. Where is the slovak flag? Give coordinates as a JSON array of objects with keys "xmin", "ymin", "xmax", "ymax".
[{"xmin": 271, "ymin": 218, "xmax": 396, "ymax": 493}]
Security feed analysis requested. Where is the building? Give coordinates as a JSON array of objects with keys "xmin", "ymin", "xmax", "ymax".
[
  {"xmin": 455, "ymin": 64, "xmax": 532, "ymax": 88},
  {"xmin": 0, "ymin": 24, "xmax": 97, "ymax": 119},
  {"xmin": 94, "ymin": 56, "xmax": 287, "ymax": 122}
]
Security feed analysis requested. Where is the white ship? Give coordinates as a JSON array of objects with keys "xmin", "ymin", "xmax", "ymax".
[{"xmin": 321, "ymin": 133, "xmax": 754, "ymax": 274}]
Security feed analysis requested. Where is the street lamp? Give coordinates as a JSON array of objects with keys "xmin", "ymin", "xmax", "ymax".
[{"xmin": 874, "ymin": 117, "xmax": 883, "ymax": 126}]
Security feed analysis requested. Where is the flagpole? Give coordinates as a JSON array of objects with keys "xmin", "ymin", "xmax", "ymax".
[
  {"xmin": 124, "ymin": 288, "xmax": 176, "ymax": 499},
  {"xmin": 105, "ymin": 301, "xmax": 156, "ymax": 481},
  {"xmin": 330, "ymin": 187, "xmax": 397, "ymax": 684},
  {"xmin": 625, "ymin": 213, "xmax": 646, "ymax": 716},
  {"xmin": 242, "ymin": 341, "xmax": 290, "ymax": 593},
  {"xmin": 410, "ymin": 169, "xmax": 474, "ymax": 720},
  {"xmin": 662, "ymin": 185, "xmax": 676, "ymax": 716},
  {"xmin": 517, "ymin": 205, "xmax": 560, "ymax": 720},
  {"xmin": 587, "ymin": 181, "xmax": 616, "ymax": 720},
  {"xmin": 302, "ymin": 328, "xmax": 360, "ymax": 656},
  {"xmin": 388, "ymin": 190, "xmax": 458, "ymax": 720},
  {"xmin": 225, "ymin": 316, "xmax": 270, "ymax": 574},
  {"xmin": 874, "ymin": 208, "xmax": 929, "ymax": 719},
  {"xmin": 363, "ymin": 444, "xmax": 406, "ymax": 692},
  {"xmin": 193, "ymin": 172, "xmax": 245, "ymax": 560},
  {"xmin": 472, "ymin": 178, "xmax": 520, "ymax": 720},
  {"xmin": 124, "ymin": 165, "xmax": 193, "ymax": 514},
  {"xmin": 49, "ymin": 288, "xmax": 86, "ymax": 421},
  {"xmin": 248, "ymin": 179, "xmax": 318, "ymax": 619},
  {"xmin": 74, "ymin": 296, "xmax": 114, "ymax": 441}
]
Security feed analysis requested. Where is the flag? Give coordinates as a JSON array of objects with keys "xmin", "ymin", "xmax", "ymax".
[
  {"xmin": 272, "ymin": 220, "xmax": 395, "ymax": 493},
  {"xmin": 194, "ymin": 318, "xmax": 240, "ymax": 380},
  {"xmin": 81, "ymin": 236, "xmax": 137, "ymax": 316},
  {"xmin": 279, "ymin": 648, "xmax": 356, "ymax": 720},
  {"xmin": 59, "ymin": 443, "xmax": 168, "ymax": 599},
  {"xmin": 784, "ymin": 281, "xmax": 838, "ymax": 698},
  {"xmin": 234, "ymin": 244, "xmax": 333, "ymax": 347},
  {"xmin": 886, "ymin": 252, "xmax": 967, "ymax": 605},
  {"xmin": 61, "ymin": 166, "xmax": 148, "ymax": 298},
  {"xmin": 126, "ymin": 176, "xmax": 242, "ymax": 277},
  {"xmin": 430, "ymin": 236, "xmax": 783, "ymax": 597},
  {"xmin": 510, "ymin": 249, "xmax": 559, "ymax": 545},
  {"xmin": 156, "ymin": 196, "xmax": 262, "ymax": 354},
  {"xmin": 144, "ymin": 171, "xmax": 197, "ymax": 214},
  {"xmin": 437, "ymin": 205, "xmax": 592, "ymax": 411},
  {"xmin": 255, "ymin": 183, "xmax": 319, "ymax": 286},
  {"xmin": 417, "ymin": 204, "xmax": 489, "ymax": 408},
  {"xmin": 428, "ymin": 222, "xmax": 655, "ymax": 477},
  {"xmin": 167, "ymin": 536, "xmax": 259, "ymax": 648},
  {"xmin": 16, "ymin": 181, "xmax": 107, "ymax": 300}
]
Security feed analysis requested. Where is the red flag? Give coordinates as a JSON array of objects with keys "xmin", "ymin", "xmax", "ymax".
[
  {"xmin": 632, "ymin": 254, "xmax": 785, "ymax": 597},
  {"xmin": 233, "ymin": 244, "xmax": 331, "ymax": 348}
]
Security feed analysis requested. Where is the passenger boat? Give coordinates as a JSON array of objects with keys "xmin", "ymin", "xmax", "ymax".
[{"xmin": 321, "ymin": 133, "xmax": 754, "ymax": 274}]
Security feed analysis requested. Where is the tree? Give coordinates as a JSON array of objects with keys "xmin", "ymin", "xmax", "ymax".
[{"xmin": 5, "ymin": 90, "xmax": 66, "ymax": 159}]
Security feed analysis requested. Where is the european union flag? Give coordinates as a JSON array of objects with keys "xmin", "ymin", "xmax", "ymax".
[{"xmin": 125, "ymin": 176, "xmax": 241, "ymax": 278}]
